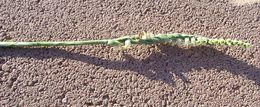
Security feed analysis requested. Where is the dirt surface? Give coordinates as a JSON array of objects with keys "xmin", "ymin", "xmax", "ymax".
[
  {"xmin": 0, "ymin": 0, "xmax": 260, "ymax": 106},
  {"xmin": 231, "ymin": 0, "xmax": 260, "ymax": 5}
]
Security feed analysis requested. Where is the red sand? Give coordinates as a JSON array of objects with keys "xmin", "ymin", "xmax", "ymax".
[{"xmin": 0, "ymin": 0, "xmax": 260, "ymax": 106}]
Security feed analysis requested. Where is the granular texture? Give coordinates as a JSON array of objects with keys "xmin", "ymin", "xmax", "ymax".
[{"xmin": 0, "ymin": 0, "xmax": 260, "ymax": 106}]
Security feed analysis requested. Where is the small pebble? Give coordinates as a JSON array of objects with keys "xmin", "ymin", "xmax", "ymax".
[
  {"xmin": 62, "ymin": 97, "xmax": 67, "ymax": 103},
  {"xmin": 1, "ymin": 63, "xmax": 12, "ymax": 72},
  {"xmin": 18, "ymin": 100, "xmax": 24, "ymax": 106},
  {"xmin": 0, "ymin": 70, "xmax": 4, "ymax": 76}
]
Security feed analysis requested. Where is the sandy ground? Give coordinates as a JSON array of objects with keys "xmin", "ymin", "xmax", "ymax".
[
  {"xmin": 231, "ymin": 0, "xmax": 260, "ymax": 5},
  {"xmin": 0, "ymin": 0, "xmax": 260, "ymax": 106}
]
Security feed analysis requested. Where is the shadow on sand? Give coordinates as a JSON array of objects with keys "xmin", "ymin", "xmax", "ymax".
[{"xmin": 1, "ymin": 46, "xmax": 259, "ymax": 86}]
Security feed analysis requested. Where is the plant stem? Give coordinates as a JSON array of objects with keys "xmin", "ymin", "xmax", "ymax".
[
  {"xmin": 0, "ymin": 40, "xmax": 109, "ymax": 47},
  {"xmin": 0, "ymin": 33, "xmax": 251, "ymax": 48}
]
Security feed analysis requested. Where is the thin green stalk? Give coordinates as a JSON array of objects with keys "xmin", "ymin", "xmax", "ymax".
[
  {"xmin": 0, "ymin": 33, "xmax": 251, "ymax": 48},
  {"xmin": 0, "ymin": 40, "xmax": 108, "ymax": 47}
]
